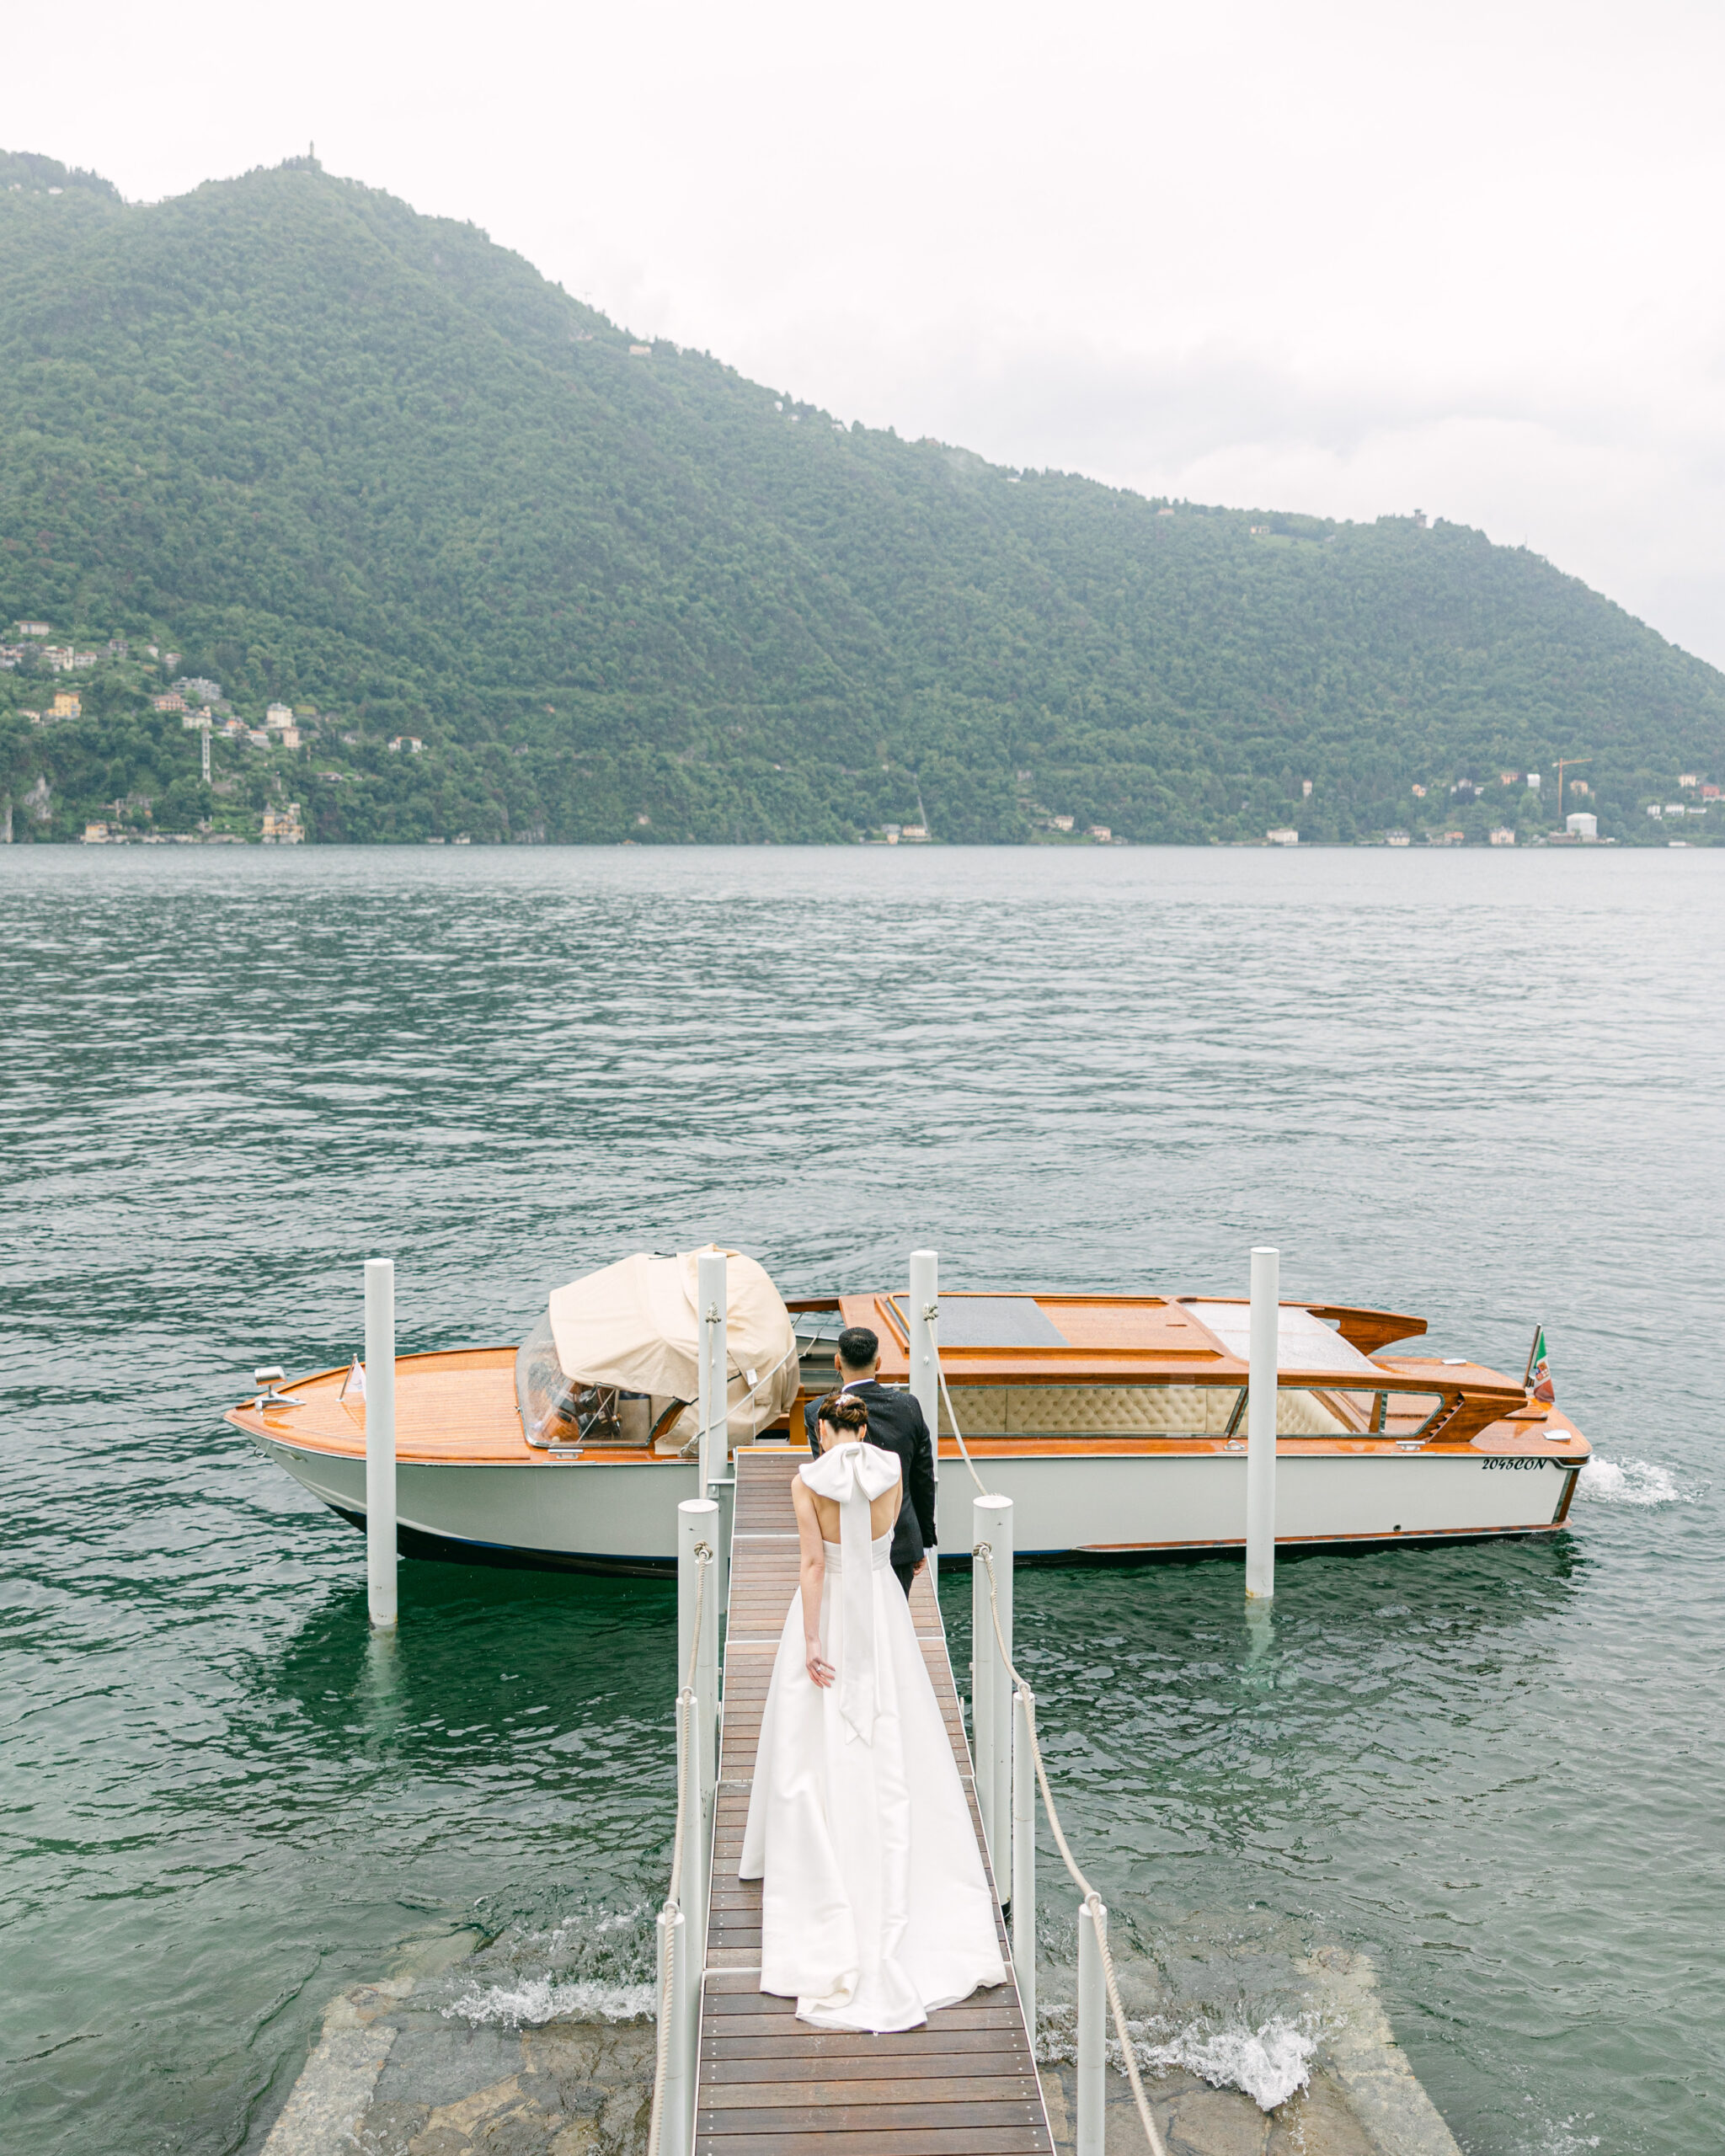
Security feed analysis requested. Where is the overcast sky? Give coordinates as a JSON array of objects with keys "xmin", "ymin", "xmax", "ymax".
[{"xmin": 19, "ymin": 0, "xmax": 1725, "ymax": 666}]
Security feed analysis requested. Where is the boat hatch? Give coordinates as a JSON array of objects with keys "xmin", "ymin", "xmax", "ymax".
[
  {"xmin": 888, "ymin": 1294, "xmax": 1071, "ymax": 1349},
  {"xmin": 1183, "ymin": 1302, "xmax": 1383, "ymax": 1376}
]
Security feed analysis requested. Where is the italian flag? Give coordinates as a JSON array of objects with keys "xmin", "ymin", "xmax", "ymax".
[{"xmin": 1526, "ymin": 1327, "xmax": 1555, "ymax": 1403}]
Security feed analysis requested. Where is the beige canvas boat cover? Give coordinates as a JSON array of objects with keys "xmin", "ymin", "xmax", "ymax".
[{"xmin": 546, "ymin": 1246, "xmax": 799, "ymax": 1442}]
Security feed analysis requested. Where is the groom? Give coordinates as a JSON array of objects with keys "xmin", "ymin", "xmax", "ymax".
[{"xmin": 804, "ymin": 1324, "xmax": 939, "ymax": 1598}]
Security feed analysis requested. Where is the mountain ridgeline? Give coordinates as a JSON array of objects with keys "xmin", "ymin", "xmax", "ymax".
[{"xmin": 3, "ymin": 147, "xmax": 1723, "ymax": 846}]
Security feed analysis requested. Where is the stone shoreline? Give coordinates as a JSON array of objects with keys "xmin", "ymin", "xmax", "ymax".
[{"xmin": 257, "ymin": 1938, "xmax": 1461, "ymax": 2156}]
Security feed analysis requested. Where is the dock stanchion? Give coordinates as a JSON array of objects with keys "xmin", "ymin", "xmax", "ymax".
[
  {"xmin": 1076, "ymin": 1897, "xmax": 1107, "ymax": 2156},
  {"xmin": 654, "ymin": 1903, "xmax": 692, "ymax": 2156},
  {"xmin": 1246, "ymin": 1244, "xmax": 1279, "ymax": 1601},
  {"xmin": 678, "ymin": 1497, "xmax": 718, "ymax": 1961},
  {"xmin": 697, "ymin": 1249, "xmax": 728, "ymax": 1498},
  {"xmin": 909, "ymin": 1249, "xmax": 939, "ymax": 1582},
  {"xmin": 697, "ymin": 1248, "xmax": 729, "ymax": 1604},
  {"xmin": 971, "ymin": 1492, "xmax": 1013, "ymax": 1870},
  {"xmin": 712, "ymin": 1473, "xmax": 734, "ymax": 1623},
  {"xmin": 1012, "ymin": 1687, "xmax": 1035, "ymax": 2029},
  {"xmin": 363, "ymin": 1257, "xmax": 397, "ymax": 1630}
]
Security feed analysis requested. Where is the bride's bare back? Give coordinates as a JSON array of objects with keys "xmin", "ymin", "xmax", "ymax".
[
  {"xmin": 794, "ymin": 1476, "xmax": 900, "ymax": 1546},
  {"xmin": 790, "ymin": 1422, "xmax": 901, "ymax": 1687}
]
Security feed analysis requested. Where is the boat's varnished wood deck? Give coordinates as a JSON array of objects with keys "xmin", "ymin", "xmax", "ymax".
[
  {"xmin": 223, "ymin": 1350, "xmax": 685, "ymax": 1466},
  {"xmin": 697, "ymin": 1450, "xmax": 1053, "ymax": 2155},
  {"xmin": 225, "ymin": 1349, "xmax": 1587, "ymax": 1470}
]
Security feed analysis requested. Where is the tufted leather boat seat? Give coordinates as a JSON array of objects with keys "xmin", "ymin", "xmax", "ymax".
[{"xmin": 936, "ymin": 1383, "xmax": 1348, "ymax": 1439}]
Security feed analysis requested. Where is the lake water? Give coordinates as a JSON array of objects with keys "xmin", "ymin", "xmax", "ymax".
[{"xmin": 3, "ymin": 844, "xmax": 1721, "ymax": 2156}]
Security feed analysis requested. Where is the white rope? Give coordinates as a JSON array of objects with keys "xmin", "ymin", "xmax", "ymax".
[
  {"xmin": 923, "ymin": 1305, "xmax": 989, "ymax": 1498},
  {"xmin": 975, "ymin": 1540, "xmax": 1170, "ymax": 2156},
  {"xmin": 646, "ymin": 1541, "xmax": 711, "ymax": 2156}
]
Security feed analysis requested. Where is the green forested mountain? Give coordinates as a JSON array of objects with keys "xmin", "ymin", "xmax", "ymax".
[{"xmin": 3, "ymin": 147, "xmax": 1722, "ymax": 845}]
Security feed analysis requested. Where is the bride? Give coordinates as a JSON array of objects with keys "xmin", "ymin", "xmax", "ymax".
[{"xmin": 740, "ymin": 1392, "xmax": 1007, "ymax": 2031}]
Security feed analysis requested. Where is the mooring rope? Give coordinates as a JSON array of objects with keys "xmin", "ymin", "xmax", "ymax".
[
  {"xmin": 920, "ymin": 1301, "xmax": 990, "ymax": 1498},
  {"xmin": 646, "ymin": 1540, "xmax": 711, "ymax": 2156}
]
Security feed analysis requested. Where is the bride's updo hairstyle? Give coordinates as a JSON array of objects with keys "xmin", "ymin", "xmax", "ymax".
[{"xmin": 815, "ymin": 1392, "xmax": 870, "ymax": 1443}]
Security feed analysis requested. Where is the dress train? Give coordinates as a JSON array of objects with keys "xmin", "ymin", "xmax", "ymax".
[{"xmin": 738, "ymin": 1443, "xmax": 1006, "ymax": 2032}]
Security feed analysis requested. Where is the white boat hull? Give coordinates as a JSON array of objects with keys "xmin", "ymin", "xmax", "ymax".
[
  {"xmin": 933, "ymin": 1449, "xmax": 1575, "ymax": 1557},
  {"xmin": 253, "ymin": 1433, "xmax": 1578, "ymax": 1575}
]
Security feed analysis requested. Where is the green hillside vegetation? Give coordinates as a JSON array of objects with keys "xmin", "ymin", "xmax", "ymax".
[{"xmin": 3, "ymin": 147, "xmax": 1722, "ymax": 846}]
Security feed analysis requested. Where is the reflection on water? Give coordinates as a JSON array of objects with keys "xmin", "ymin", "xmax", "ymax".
[
  {"xmin": 3, "ymin": 845, "xmax": 1722, "ymax": 2156},
  {"xmin": 1241, "ymin": 1598, "xmax": 1276, "ymax": 1684}
]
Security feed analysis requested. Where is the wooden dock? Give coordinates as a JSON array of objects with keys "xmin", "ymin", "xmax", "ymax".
[{"xmin": 697, "ymin": 1448, "xmax": 1054, "ymax": 2156}]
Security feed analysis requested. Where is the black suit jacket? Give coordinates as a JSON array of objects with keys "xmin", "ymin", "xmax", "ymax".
[{"xmin": 804, "ymin": 1380, "xmax": 939, "ymax": 1574}]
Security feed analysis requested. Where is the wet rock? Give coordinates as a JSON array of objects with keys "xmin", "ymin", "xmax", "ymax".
[
  {"xmin": 1163, "ymin": 2082, "xmax": 1272, "ymax": 2156},
  {"xmin": 355, "ymin": 2100, "xmax": 432, "ymax": 2155},
  {"xmin": 1268, "ymin": 2072, "xmax": 1378, "ymax": 2156},
  {"xmin": 373, "ymin": 2027, "xmax": 526, "ymax": 2111}
]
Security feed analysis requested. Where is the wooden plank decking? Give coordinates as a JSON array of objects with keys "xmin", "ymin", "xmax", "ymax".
[{"xmin": 697, "ymin": 1448, "xmax": 1053, "ymax": 2156}]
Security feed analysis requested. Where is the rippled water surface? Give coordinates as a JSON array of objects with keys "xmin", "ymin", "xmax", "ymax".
[{"xmin": 3, "ymin": 846, "xmax": 1721, "ymax": 2156}]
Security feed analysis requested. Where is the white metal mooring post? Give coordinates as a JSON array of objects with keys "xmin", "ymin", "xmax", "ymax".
[
  {"xmin": 654, "ymin": 1903, "xmax": 692, "ymax": 2156},
  {"xmin": 697, "ymin": 1248, "xmax": 730, "ymax": 1609},
  {"xmin": 1076, "ymin": 1897, "xmax": 1107, "ymax": 2156},
  {"xmin": 1246, "ymin": 1245, "xmax": 1279, "ymax": 1600},
  {"xmin": 908, "ymin": 1250, "xmax": 939, "ymax": 1581},
  {"xmin": 697, "ymin": 1249, "xmax": 728, "ymax": 1499},
  {"xmin": 677, "ymin": 1497, "xmax": 718, "ymax": 1965},
  {"xmin": 1012, "ymin": 1688, "xmax": 1035, "ymax": 2030},
  {"xmin": 363, "ymin": 1257, "xmax": 398, "ymax": 1630},
  {"xmin": 970, "ymin": 1492, "xmax": 1013, "ymax": 1872}
]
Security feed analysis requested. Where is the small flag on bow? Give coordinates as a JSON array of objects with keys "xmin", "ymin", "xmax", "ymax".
[
  {"xmin": 1525, "ymin": 1327, "xmax": 1554, "ymax": 1404},
  {"xmin": 339, "ymin": 1356, "xmax": 366, "ymax": 1402}
]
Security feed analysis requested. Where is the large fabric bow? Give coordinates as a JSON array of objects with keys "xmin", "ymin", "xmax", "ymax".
[{"xmin": 798, "ymin": 1440, "xmax": 900, "ymax": 1743}]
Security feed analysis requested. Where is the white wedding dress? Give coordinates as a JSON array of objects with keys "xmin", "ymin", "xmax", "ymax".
[{"xmin": 739, "ymin": 1440, "xmax": 1007, "ymax": 2031}]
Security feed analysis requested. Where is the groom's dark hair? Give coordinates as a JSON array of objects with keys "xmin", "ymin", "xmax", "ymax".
[
  {"xmin": 816, "ymin": 1392, "xmax": 870, "ymax": 1439},
  {"xmin": 836, "ymin": 1326, "xmax": 879, "ymax": 1373}
]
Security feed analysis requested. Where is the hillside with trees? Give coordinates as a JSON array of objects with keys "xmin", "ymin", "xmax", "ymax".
[{"xmin": 3, "ymin": 147, "xmax": 1722, "ymax": 846}]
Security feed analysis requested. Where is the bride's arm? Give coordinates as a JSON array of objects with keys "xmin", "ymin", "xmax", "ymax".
[{"xmin": 790, "ymin": 1478, "xmax": 833, "ymax": 1689}]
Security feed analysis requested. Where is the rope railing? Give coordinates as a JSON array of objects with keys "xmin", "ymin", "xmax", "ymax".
[
  {"xmin": 933, "ymin": 1305, "xmax": 1170, "ymax": 2156},
  {"xmin": 932, "ymin": 1340, "xmax": 990, "ymax": 1499},
  {"xmin": 937, "ymin": 1312, "xmax": 1155, "ymax": 2136},
  {"xmin": 975, "ymin": 1539, "xmax": 1169, "ymax": 2156},
  {"xmin": 646, "ymin": 1539, "xmax": 711, "ymax": 2156}
]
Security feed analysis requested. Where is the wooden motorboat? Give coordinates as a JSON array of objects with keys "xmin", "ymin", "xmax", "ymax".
[{"xmin": 227, "ymin": 1259, "xmax": 1592, "ymax": 1577}]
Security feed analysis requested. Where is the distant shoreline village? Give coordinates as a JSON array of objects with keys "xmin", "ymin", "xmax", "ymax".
[{"xmin": 3, "ymin": 625, "xmax": 1717, "ymax": 849}]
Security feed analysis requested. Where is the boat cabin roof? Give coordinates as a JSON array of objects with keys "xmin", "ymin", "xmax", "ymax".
[{"xmin": 829, "ymin": 1289, "xmax": 1434, "ymax": 1385}]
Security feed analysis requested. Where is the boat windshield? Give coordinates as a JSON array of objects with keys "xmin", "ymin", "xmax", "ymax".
[
  {"xmin": 791, "ymin": 1307, "xmax": 845, "ymax": 1393},
  {"xmin": 515, "ymin": 1315, "xmax": 660, "ymax": 1449}
]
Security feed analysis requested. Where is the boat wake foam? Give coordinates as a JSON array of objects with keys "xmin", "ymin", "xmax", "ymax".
[
  {"xmin": 1039, "ymin": 2004, "xmax": 1317, "ymax": 2111},
  {"xmin": 1577, "ymin": 1456, "xmax": 1681, "ymax": 1506},
  {"xmin": 442, "ymin": 1976, "xmax": 657, "ymax": 2026}
]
